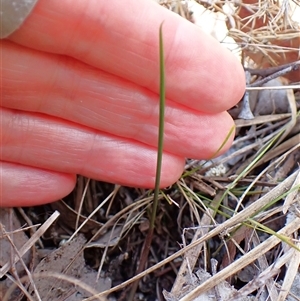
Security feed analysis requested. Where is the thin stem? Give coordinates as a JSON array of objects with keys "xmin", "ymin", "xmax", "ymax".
[
  {"xmin": 127, "ymin": 23, "xmax": 165, "ymax": 301},
  {"xmin": 151, "ymin": 22, "xmax": 165, "ymax": 227}
]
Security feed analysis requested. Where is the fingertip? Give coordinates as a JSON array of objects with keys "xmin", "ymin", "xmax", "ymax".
[
  {"xmin": 159, "ymin": 154, "xmax": 185, "ymax": 188},
  {"xmin": 104, "ymin": 151, "xmax": 185, "ymax": 189},
  {"xmin": 204, "ymin": 111, "xmax": 236, "ymax": 159},
  {"xmin": 0, "ymin": 162, "xmax": 76, "ymax": 207},
  {"xmin": 218, "ymin": 50, "xmax": 246, "ymax": 110}
]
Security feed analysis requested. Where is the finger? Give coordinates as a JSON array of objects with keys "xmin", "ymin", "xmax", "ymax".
[
  {"xmin": 0, "ymin": 162, "xmax": 76, "ymax": 207},
  {"xmin": 2, "ymin": 41, "xmax": 235, "ymax": 158},
  {"xmin": 1, "ymin": 108, "xmax": 185, "ymax": 188},
  {"xmin": 7, "ymin": 0, "xmax": 245, "ymax": 113}
]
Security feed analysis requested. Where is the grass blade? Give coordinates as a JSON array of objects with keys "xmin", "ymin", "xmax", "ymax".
[{"xmin": 128, "ymin": 23, "xmax": 165, "ymax": 301}]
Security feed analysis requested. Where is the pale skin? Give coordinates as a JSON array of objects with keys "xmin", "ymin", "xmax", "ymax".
[{"xmin": 0, "ymin": 0, "xmax": 245, "ymax": 207}]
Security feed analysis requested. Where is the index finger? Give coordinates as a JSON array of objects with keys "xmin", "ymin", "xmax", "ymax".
[{"xmin": 7, "ymin": 0, "xmax": 245, "ymax": 113}]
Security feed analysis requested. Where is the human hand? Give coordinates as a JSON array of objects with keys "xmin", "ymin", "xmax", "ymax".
[{"xmin": 1, "ymin": 0, "xmax": 245, "ymax": 206}]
